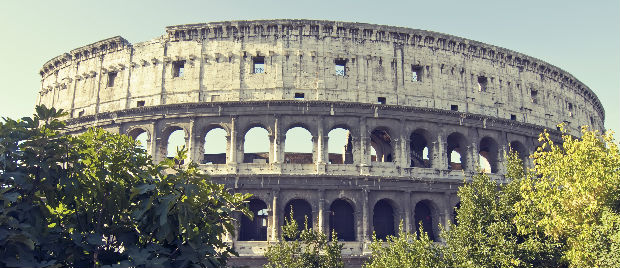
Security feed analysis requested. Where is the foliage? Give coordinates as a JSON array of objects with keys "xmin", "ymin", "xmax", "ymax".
[
  {"xmin": 0, "ymin": 105, "xmax": 251, "ymax": 268},
  {"xmin": 364, "ymin": 223, "xmax": 443, "ymax": 268},
  {"xmin": 263, "ymin": 213, "xmax": 343, "ymax": 268},
  {"xmin": 514, "ymin": 126, "xmax": 620, "ymax": 267}
]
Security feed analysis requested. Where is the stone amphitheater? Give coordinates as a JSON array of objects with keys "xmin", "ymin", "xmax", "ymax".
[{"xmin": 37, "ymin": 20, "xmax": 605, "ymax": 267}]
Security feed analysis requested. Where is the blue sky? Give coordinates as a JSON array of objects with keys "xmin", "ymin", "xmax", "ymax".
[{"xmin": 1, "ymin": 0, "xmax": 618, "ymax": 134}]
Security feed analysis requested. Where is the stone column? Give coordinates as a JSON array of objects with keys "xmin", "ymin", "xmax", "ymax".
[
  {"xmin": 318, "ymin": 189, "xmax": 326, "ymax": 233},
  {"xmin": 271, "ymin": 188, "xmax": 280, "ymax": 241},
  {"xmin": 272, "ymin": 117, "xmax": 283, "ymax": 164},
  {"xmin": 187, "ymin": 118, "xmax": 199, "ymax": 163},
  {"xmin": 435, "ymin": 131, "xmax": 446, "ymax": 170},
  {"xmin": 228, "ymin": 116, "xmax": 239, "ymax": 165},
  {"xmin": 316, "ymin": 120, "xmax": 327, "ymax": 174},
  {"xmin": 361, "ymin": 188, "xmax": 370, "ymax": 241},
  {"xmin": 359, "ymin": 117, "xmax": 370, "ymax": 175},
  {"xmin": 404, "ymin": 191, "xmax": 412, "ymax": 233},
  {"xmin": 151, "ymin": 122, "xmax": 162, "ymax": 163}
]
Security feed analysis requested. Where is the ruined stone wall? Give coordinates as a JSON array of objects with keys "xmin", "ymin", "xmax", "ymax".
[
  {"xmin": 38, "ymin": 20, "xmax": 604, "ymax": 136},
  {"xmin": 36, "ymin": 20, "xmax": 606, "ymax": 268}
]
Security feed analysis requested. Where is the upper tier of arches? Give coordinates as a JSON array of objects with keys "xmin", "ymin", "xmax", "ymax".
[{"xmin": 38, "ymin": 20, "xmax": 604, "ymax": 137}]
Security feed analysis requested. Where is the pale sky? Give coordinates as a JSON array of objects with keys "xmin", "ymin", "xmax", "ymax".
[{"xmin": 1, "ymin": 0, "xmax": 618, "ymax": 134}]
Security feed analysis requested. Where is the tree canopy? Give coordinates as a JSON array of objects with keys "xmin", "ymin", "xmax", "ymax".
[{"xmin": 0, "ymin": 105, "xmax": 250, "ymax": 268}]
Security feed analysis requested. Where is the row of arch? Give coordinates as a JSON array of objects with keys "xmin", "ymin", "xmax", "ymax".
[
  {"xmin": 128, "ymin": 122, "xmax": 531, "ymax": 173},
  {"xmin": 239, "ymin": 197, "xmax": 452, "ymax": 242}
]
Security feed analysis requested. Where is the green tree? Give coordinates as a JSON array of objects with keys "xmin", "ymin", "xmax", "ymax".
[
  {"xmin": 0, "ymin": 105, "xmax": 251, "ymax": 268},
  {"xmin": 264, "ymin": 213, "xmax": 343, "ymax": 268},
  {"xmin": 514, "ymin": 126, "xmax": 620, "ymax": 267},
  {"xmin": 364, "ymin": 224, "xmax": 443, "ymax": 268}
]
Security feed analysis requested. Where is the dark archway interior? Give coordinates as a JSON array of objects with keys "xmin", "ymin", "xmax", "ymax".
[
  {"xmin": 370, "ymin": 129, "xmax": 393, "ymax": 162},
  {"xmin": 410, "ymin": 131, "xmax": 430, "ymax": 168},
  {"xmin": 479, "ymin": 137, "xmax": 499, "ymax": 173},
  {"xmin": 373, "ymin": 199, "xmax": 395, "ymax": 240},
  {"xmin": 329, "ymin": 199, "xmax": 355, "ymax": 241},
  {"xmin": 414, "ymin": 201, "xmax": 436, "ymax": 241},
  {"xmin": 239, "ymin": 199, "xmax": 268, "ymax": 241},
  {"xmin": 509, "ymin": 141, "xmax": 528, "ymax": 164},
  {"xmin": 447, "ymin": 132, "xmax": 467, "ymax": 171},
  {"xmin": 284, "ymin": 199, "xmax": 313, "ymax": 236}
]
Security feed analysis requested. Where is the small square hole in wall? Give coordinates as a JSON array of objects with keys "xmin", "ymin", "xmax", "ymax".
[
  {"xmin": 137, "ymin": 100, "xmax": 145, "ymax": 107},
  {"xmin": 107, "ymin": 72, "xmax": 117, "ymax": 87},
  {"xmin": 172, "ymin": 60, "xmax": 185, "ymax": 77},
  {"xmin": 335, "ymin": 59, "xmax": 346, "ymax": 76},
  {"xmin": 412, "ymin": 65, "xmax": 422, "ymax": 81},
  {"xmin": 451, "ymin": 105, "xmax": 458, "ymax": 111},
  {"xmin": 253, "ymin": 56, "xmax": 265, "ymax": 73},
  {"xmin": 377, "ymin": 97, "xmax": 386, "ymax": 104},
  {"xmin": 511, "ymin": 114, "xmax": 516, "ymax": 121},
  {"xmin": 294, "ymin": 93, "xmax": 305, "ymax": 99}
]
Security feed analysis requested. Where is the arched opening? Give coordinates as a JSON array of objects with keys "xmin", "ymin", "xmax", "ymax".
[
  {"xmin": 447, "ymin": 132, "xmax": 468, "ymax": 171},
  {"xmin": 135, "ymin": 132, "xmax": 148, "ymax": 151},
  {"xmin": 284, "ymin": 127, "xmax": 313, "ymax": 164},
  {"xmin": 414, "ymin": 201, "xmax": 436, "ymax": 241},
  {"xmin": 410, "ymin": 130, "xmax": 431, "ymax": 168},
  {"xmin": 328, "ymin": 128, "xmax": 353, "ymax": 164},
  {"xmin": 243, "ymin": 126, "xmax": 270, "ymax": 163},
  {"xmin": 127, "ymin": 128, "xmax": 149, "ymax": 151},
  {"xmin": 284, "ymin": 199, "xmax": 313, "ymax": 235},
  {"xmin": 166, "ymin": 128, "xmax": 186, "ymax": 159},
  {"xmin": 329, "ymin": 199, "xmax": 355, "ymax": 241},
  {"xmin": 373, "ymin": 199, "xmax": 395, "ymax": 240},
  {"xmin": 239, "ymin": 199, "xmax": 268, "ymax": 241},
  {"xmin": 203, "ymin": 127, "xmax": 227, "ymax": 164},
  {"xmin": 509, "ymin": 141, "xmax": 528, "ymax": 166},
  {"xmin": 479, "ymin": 137, "xmax": 499, "ymax": 173},
  {"xmin": 370, "ymin": 129, "xmax": 393, "ymax": 162}
]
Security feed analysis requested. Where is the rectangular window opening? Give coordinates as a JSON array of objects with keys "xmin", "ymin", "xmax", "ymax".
[
  {"xmin": 335, "ymin": 59, "xmax": 346, "ymax": 76},
  {"xmin": 531, "ymin": 89, "xmax": 539, "ymax": 104},
  {"xmin": 477, "ymin": 76, "xmax": 488, "ymax": 92},
  {"xmin": 172, "ymin": 60, "xmax": 185, "ymax": 77},
  {"xmin": 511, "ymin": 114, "xmax": 516, "ymax": 121},
  {"xmin": 377, "ymin": 97, "xmax": 386, "ymax": 104},
  {"xmin": 568, "ymin": 102, "xmax": 573, "ymax": 117},
  {"xmin": 137, "ymin": 100, "xmax": 145, "ymax": 107},
  {"xmin": 451, "ymin": 105, "xmax": 458, "ymax": 111},
  {"xmin": 412, "ymin": 65, "xmax": 422, "ymax": 82},
  {"xmin": 294, "ymin": 93, "xmax": 305, "ymax": 100},
  {"xmin": 253, "ymin": 56, "xmax": 265, "ymax": 73},
  {"xmin": 107, "ymin": 72, "xmax": 117, "ymax": 87}
]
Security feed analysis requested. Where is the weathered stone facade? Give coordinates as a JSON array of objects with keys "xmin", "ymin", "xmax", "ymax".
[{"xmin": 38, "ymin": 20, "xmax": 605, "ymax": 267}]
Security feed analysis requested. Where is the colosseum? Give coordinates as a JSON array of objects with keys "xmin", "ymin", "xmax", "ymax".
[{"xmin": 37, "ymin": 20, "xmax": 605, "ymax": 267}]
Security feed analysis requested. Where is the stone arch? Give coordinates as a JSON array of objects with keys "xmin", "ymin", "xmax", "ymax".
[
  {"xmin": 160, "ymin": 125, "xmax": 188, "ymax": 159},
  {"xmin": 410, "ymin": 128, "xmax": 432, "ymax": 168},
  {"xmin": 447, "ymin": 132, "xmax": 469, "ymax": 171},
  {"xmin": 414, "ymin": 199, "xmax": 440, "ymax": 241},
  {"xmin": 243, "ymin": 125, "xmax": 270, "ymax": 163},
  {"xmin": 329, "ymin": 199, "xmax": 355, "ymax": 241},
  {"xmin": 479, "ymin": 136, "xmax": 499, "ymax": 173},
  {"xmin": 328, "ymin": 127, "xmax": 353, "ymax": 164},
  {"xmin": 509, "ymin": 140, "xmax": 529, "ymax": 164},
  {"xmin": 284, "ymin": 125, "xmax": 314, "ymax": 164},
  {"xmin": 202, "ymin": 125, "xmax": 228, "ymax": 164},
  {"xmin": 126, "ymin": 127, "xmax": 150, "ymax": 151},
  {"xmin": 284, "ymin": 198, "xmax": 313, "ymax": 233},
  {"xmin": 239, "ymin": 199, "xmax": 268, "ymax": 241},
  {"xmin": 370, "ymin": 127, "xmax": 394, "ymax": 163},
  {"xmin": 373, "ymin": 198, "xmax": 397, "ymax": 240}
]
